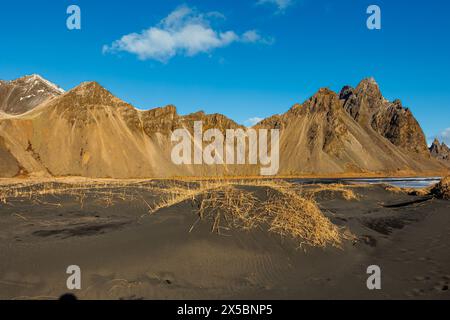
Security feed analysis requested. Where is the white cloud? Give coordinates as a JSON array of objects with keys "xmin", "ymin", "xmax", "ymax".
[
  {"xmin": 257, "ymin": 0, "xmax": 294, "ymax": 12},
  {"xmin": 103, "ymin": 6, "xmax": 272, "ymax": 62},
  {"xmin": 245, "ymin": 117, "xmax": 264, "ymax": 127},
  {"xmin": 438, "ymin": 127, "xmax": 450, "ymax": 145},
  {"xmin": 242, "ymin": 30, "xmax": 274, "ymax": 45}
]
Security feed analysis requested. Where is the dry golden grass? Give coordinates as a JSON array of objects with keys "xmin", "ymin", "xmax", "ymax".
[
  {"xmin": 0, "ymin": 180, "xmax": 153, "ymax": 209},
  {"xmin": 383, "ymin": 185, "xmax": 405, "ymax": 194},
  {"xmin": 263, "ymin": 190, "xmax": 344, "ymax": 248},
  {"xmin": 146, "ymin": 180, "xmax": 226, "ymax": 214},
  {"xmin": 190, "ymin": 181, "xmax": 350, "ymax": 249},
  {"xmin": 145, "ymin": 179, "xmax": 291, "ymax": 214},
  {"xmin": 196, "ymin": 186, "xmax": 260, "ymax": 233},
  {"xmin": 306, "ymin": 183, "xmax": 359, "ymax": 201},
  {"xmin": 383, "ymin": 184, "xmax": 430, "ymax": 197}
]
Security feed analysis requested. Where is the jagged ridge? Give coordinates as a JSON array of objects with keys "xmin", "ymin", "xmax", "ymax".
[{"xmin": 430, "ymin": 139, "xmax": 450, "ymax": 161}]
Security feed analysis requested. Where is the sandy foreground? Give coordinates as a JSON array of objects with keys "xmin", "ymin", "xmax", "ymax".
[{"xmin": 0, "ymin": 179, "xmax": 449, "ymax": 300}]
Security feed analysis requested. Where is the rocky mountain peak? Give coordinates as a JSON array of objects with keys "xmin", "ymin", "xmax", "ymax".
[
  {"xmin": 305, "ymin": 88, "xmax": 341, "ymax": 112},
  {"xmin": 355, "ymin": 77, "xmax": 383, "ymax": 102},
  {"xmin": 182, "ymin": 111, "xmax": 242, "ymax": 131},
  {"xmin": 339, "ymin": 78, "xmax": 429, "ymax": 155},
  {"xmin": 71, "ymin": 81, "xmax": 110, "ymax": 95},
  {"xmin": 12, "ymin": 74, "xmax": 65, "ymax": 94},
  {"xmin": 430, "ymin": 138, "xmax": 450, "ymax": 161},
  {"xmin": 0, "ymin": 74, "xmax": 64, "ymax": 115},
  {"xmin": 61, "ymin": 81, "xmax": 121, "ymax": 107}
]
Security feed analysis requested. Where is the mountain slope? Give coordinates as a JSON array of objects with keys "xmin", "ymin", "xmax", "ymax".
[
  {"xmin": 256, "ymin": 87, "xmax": 445, "ymax": 175},
  {"xmin": 0, "ymin": 136, "xmax": 21, "ymax": 178},
  {"xmin": 0, "ymin": 75, "xmax": 64, "ymax": 115},
  {"xmin": 0, "ymin": 82, "xmax": 173, "ymax": 178}
]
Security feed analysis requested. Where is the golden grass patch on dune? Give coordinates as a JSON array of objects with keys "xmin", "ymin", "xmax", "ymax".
[
  {"xmin": 262, "ymin": 189, "xmax": 345, "ymax": 248},
  {"xmin": 382, "ymin": 177, "xmax": 450, "ymax": 200},
  {"xmin": 383, "ymin": 184, "xmax": 432, "ymax": 197},
  {"xmin": 196, "ymin": 186, "xmax": 261, "ymax": 232},
  {"xmin": 305, "ymin": 183, "xmax": 359, "ymax": 201},
  {"xmin": 189, "ymin": 181, "xmax": 350, "ymax": 249}
]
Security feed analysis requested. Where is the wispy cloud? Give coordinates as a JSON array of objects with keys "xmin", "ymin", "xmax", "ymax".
[
  {"xmin": 438, "ymin": 127, "xmax": 450, "ymax": 145},
  {"xmin": 103, "ymin": 5, "xmax": 272, "ymax": 62},
  {"xmin": 245, "ymin": 117, "xmax": 264, "ymax": 127},
  {"xmin": 242, "ymin": 30, "xmax": 275, "ymax": 45},
  {"xmin": 257, "ymin": 0, "xmax": 295, "ymax": 12}
]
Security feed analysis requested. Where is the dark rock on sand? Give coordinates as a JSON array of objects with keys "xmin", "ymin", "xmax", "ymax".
[{"xmin": 430, "ymin": 176, "xmax": 450, "ymax": 200}]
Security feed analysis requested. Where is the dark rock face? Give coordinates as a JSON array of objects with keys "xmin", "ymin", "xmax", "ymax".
[
  {"xmin": 430, "ymin": 176, "xmax": 450, "ymax": 200},
  {"xmin": 181, "ymin": 111, "xmax": 243, "ymax": 132},
  {"xmin": 340, "ymin": 78, "xmax": 429, "ymax": 156},
  {"xmin": 296, "ymin": 88, "xmax": 349, "ymax": 155},
  {"xmin": 0, "ymin": 75, "xmax": 64, "ymax": 115},
  {"xmin": 371, "ymin": 99, "xmax": 429, "ymax": 155},
  {"xmin": 430, "ymin": 139, "xmax": 450, "ymax": 161}
]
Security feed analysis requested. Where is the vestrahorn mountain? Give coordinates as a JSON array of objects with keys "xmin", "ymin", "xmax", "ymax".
[{"xmin": 0, "ymin": 75, "xmax": 448, "ymax": 178}]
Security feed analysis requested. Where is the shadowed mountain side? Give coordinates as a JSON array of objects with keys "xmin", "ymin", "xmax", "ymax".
[
  {"xmin": 340, "ymin": 78, "xmax": 429, "ymax": 155},
  {"xmin": 0, "ymin": 77, "xmax": 448, "ymax": 178},
  {"xmin": 0, "ymin": 75, "xmax": 64, "ymax": 115}
]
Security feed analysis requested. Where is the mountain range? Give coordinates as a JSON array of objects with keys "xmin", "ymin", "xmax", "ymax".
[{"xmin": 0, "ymin": 75, "xmax": 448, "ymax": 178}]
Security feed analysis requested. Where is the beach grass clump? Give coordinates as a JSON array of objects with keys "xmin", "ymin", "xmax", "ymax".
[
  {"xmin": 307, "ymin": 183, "xmax": 359, "ymax": 201},
  {"xmin": 262, "ymin": 189, "xmax": 344, "ymax": 248},
  {"xmin": 196, "ymin": 186, "xmax": 261, "ymax": 232},
  {"xmin": 192, "ymin": 181, "xmax": 349, "ymax": 249},
  {"xmin": 383, "ymin": 184, "xmax": 430, "ymax": 196}
]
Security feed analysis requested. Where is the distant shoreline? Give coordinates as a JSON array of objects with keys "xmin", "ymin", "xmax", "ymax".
[{"xmin": 0, "ymin": 172, "xmax": 447, "ymax": 185}]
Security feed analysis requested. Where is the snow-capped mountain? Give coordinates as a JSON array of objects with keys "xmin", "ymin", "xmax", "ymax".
[{"xmin": 0, "ymin": 74, "xmax": 64, "ymax": 115}]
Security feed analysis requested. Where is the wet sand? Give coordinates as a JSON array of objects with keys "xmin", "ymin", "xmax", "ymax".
[{"xmin": 0, "ymin": 180, "xmax": 449, "ymax": 300}]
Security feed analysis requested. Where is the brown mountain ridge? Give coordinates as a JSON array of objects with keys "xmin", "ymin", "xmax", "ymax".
[{"xmin": 0, "ymin": 75, "xmax": 448, "ymax": 178}]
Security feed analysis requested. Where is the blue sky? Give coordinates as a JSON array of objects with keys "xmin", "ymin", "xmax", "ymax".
[{"xmin": 1, "ymin": 0, "xmax": 449, "ymax": 144}]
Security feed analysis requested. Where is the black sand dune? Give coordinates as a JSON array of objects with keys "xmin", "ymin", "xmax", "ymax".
[{"xmin": 0, "ymin": 179, "xmax": 449, "ymax": 300}]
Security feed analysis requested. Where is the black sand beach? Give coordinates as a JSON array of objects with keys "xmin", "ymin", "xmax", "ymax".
[{"xmin": 0, "ymin": 179, "xmax": 449, "ymax": 300}]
